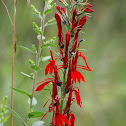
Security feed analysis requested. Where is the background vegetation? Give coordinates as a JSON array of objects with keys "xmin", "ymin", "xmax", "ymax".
[{"xmin": 0, "ymin": 0, "xmax": 126, "ymax": 125}]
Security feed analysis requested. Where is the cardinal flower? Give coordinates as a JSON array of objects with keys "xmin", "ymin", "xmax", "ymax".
[
  {"xmin": 64, "ymin": 31, "xmax": 70, "ymax": 66},
  {"xmin": 73, "ymin": 87, "xmax": 82, "ymax": 107},
  {"xmin": 55, "ymin": 13, "xmax": 64, "ymax": 48},
  {"xmin": 71, "ymin": 9, "xmax": 77, "ymax": 33},
  {"xmin": 81, "ymin": 3, "xmax": 94, "ymax": 13},
  {"xmin": 71, "ymin": 15, "xmax": 87, "ymax": 52}
]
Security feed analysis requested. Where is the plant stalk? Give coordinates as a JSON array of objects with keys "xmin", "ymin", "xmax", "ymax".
[
  {"xmin": 27, "ymin": 1, "xmax": 48, "ymax": 126},
  {"xmin": 11, "ymin": 0, "xmax": 17, "ymax": 126}
]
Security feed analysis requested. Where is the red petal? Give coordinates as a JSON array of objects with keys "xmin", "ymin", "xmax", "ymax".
[
  {"xmin": 59, "ymin": 113, "xmax": 69, "ymax": 125},
  {"xmin": 70, "ymin": 114, "xmax": 75, "ymax": 126},
  {"xmin": 45, "ymin": 62, "xmax": 52, "ymax": 75},
  {"xmin": 35, "ymin": 81, "xmax": 51, "ymax": 91},
  {"xmin": 71, "ymin": 70, "xmax": 76, "ymax": 83},
  {"xmin": 75, "ymin": 70, "xmax": 85, "ymax": 82}
]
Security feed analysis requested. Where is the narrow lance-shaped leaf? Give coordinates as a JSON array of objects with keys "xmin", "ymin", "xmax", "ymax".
[
  {"xmin": 12, "ymin": 88, "xmax": 31, "ymax": 98},
  {"xmin": 18, "ymin": 46, "xmax": 35, "ymax": 53},
  {"xmin": 7, "ymin": 107, "xmax": 27, "ymax": 126},
  {"xmin": 21, "ymin": 72, "xmax": 33, "ymax": 79}
]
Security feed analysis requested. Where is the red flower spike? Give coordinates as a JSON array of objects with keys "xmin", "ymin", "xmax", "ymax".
[
  {"xmin": 64, "ymin": 31, "xmax": 70, "ymax": 66},
  {"xmin": 71, "ymin": 9, "xmax": 77, "ymax": 32},
  {"xmin": 55, "ymin": 13, "xmax": 64, "ymax": 47}
]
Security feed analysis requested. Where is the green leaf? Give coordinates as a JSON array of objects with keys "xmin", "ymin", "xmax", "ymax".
[
  {"xmin": 32, "ymin": 44, "xmax": 37, "ymax": 53},
  {"xmin": 44, "ymin": 9, "xmax": 52, "ymax": 14},
  {"xmin": 29, "ymin": 59, "xmax": 35, "ymax": 65},
  {"xmin": 12, "ymin": 88, "xmax": 31, "ymax": 98},
  {"xmin": 33, "ymin": 28, "xmax": 42, "ymax": 35},
  {"xmin": 41, "ymin": 56, "xmax": 51, "ymax": 61},
  {"xmin": 41, "ymin": 43, "xmax": 54, "ymax": 48},
  {"xmin": 18, "ymin": 46, "xmax": 35, "ymax": 53},
  {"xmin": 44, "ymin": 22, "xmax": 56, "ymax": 27},
  {"xmin": 21, "ymin": 72, "xmax": 33, "ymax": 79},
  {"xmin": 28, "ymin": 112, "xmax": 44, "ymax": 119},
  {"xmin": 32, "ymin": 12, "xmax": 41, "ymax": 19},
  {"xmin": 31, "ymin": 5, "xmax": 41, "ymax": 16},
  {"xmin": 7, "ymin": 107, "xmax": 27, "ymax": 126},
  {"xmin": 1, "ymin": 116, "xmax": 9, "ymax": 123},
  {"xmin": 31, "ymin": 65, "xmax": 40, "ymax": 71}
]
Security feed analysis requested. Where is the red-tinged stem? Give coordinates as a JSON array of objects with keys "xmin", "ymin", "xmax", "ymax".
[
  {"xmin": 11, "ymin": 0, "xmax": 17, "ymax": 126},
  {"xmin": 27, "ymin": 1, "xmax": 48, "ymax": 126},
  {"xmin": 60, "ymin": 69, "xmax": 67, "ymax": 113}
]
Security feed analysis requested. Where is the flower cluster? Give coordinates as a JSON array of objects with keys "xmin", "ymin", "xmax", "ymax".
[{"xmin": 35, "ymin": 0, "xmax": 93, "ymax": 125}]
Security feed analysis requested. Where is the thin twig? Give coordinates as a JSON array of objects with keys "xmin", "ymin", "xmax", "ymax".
[
  {"xmin": 11, "ymin": 0, "xmax": 17, "ymax": 126},
  {"xmin": 1, "ymin": 0, "xmax": 13, "ymax": 26}
]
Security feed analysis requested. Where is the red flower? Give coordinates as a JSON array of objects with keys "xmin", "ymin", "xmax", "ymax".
[
  {"xmin": 71, "ymin": 16, "xmax": 87, "ymax": 52},
  {"xmin": 55, "ymin": 13, "xmax": 64, "ymax": 47},
  {"xmin": 35, "ymin": 79, "xmax": 53, "ymax": 91},
  {"xmin": 84, "ymin": 8, "xmax": 94, "ymax": 13},
  {"xmin": 56, "ymin": 5, "xmax": 66, "ymax": 18},
  {"xmin": 61, "ymin": 7, "xmax": 66, "ymax": 15},
  {"xmin": 64, "ymin": 31, "xmax": 70, "ymax": 66},
  {"xmin": 71, "ymin": 9, "xmax": 77, "ymax": 32},
  {"xmin": 69, "ymin": 113, "xmax": 75, "ymax": 126},
  {"xmin": 73, "ymin": 87, "xmax": 82, "ymax": 107},
  {"xmin": 81, "ymin": 3, "xmax": 94, "ymax": 13},
  {"xmin": 35, "ymin": 78, "xmax": 57, "ymax": 99}
]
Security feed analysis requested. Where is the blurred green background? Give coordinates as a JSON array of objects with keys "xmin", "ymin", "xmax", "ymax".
[{"xmin": 0, "ymin": 0, "xmax": 126, "ymax": 126}]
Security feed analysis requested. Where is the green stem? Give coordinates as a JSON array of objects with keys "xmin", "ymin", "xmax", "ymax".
[
  {"xmin": 60, "ymin": 69, "xmax": 66, "ymax": 113},
  {"xmin": 27, "ymin": 1, "xmax": 48, "ymax": 126}
]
